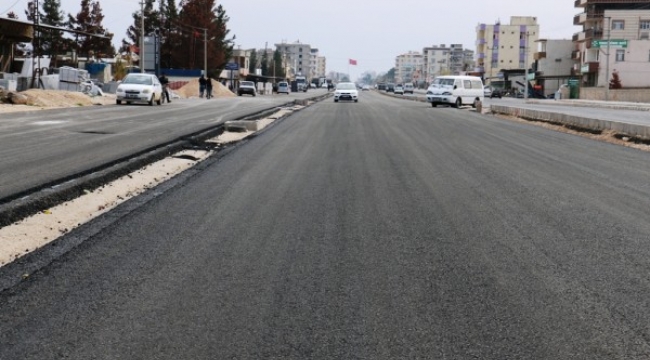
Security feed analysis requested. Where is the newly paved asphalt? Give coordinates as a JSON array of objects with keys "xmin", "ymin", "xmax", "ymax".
[{"xmin": 1, "ymin": 91, "xmax": 650, "ymax": 358}]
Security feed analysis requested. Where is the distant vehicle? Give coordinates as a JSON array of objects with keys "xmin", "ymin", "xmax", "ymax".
[
  {"xmin": 484, "ymin": 86, "xmax": 503, "ymax": 98},
  {"xmin": 377, "ymin": 83, "xmax": 387, "ymax": 91},
  {"xmin": 334, "ymin": 82, "xmax": 359, "ymax": 103},
  {"xmin": 116, "ymin": 73, "xmax": 163, "ymax": 105},
  {"xmin": 404, "ymin": 83, "xmax": 414, "ymax": 94},
  {"xmin": 277, "ymin": 81, "xmax": 290, "ymax": 94},
  {"xmin": 386, "ymin": 83, "xmax": 395, "ymax": 92},
  {"xmin": 321, "ymin": 82, "xmax": 328, "ymax": 89},
  {"xmin": 295, "ymin": 76, "xmax": 308, "ymax": 92},
  {"xmin": 238, "ymin": 81, "xmax": 257, "ymax": 96},
  {"xmin": 362, "ymin": 85, "xmax": 370, "ymax": 91},
  {"xmin": 426, "ymin": 75, "xmax": 484, "ymax": 108},
  {"xmin": 394, "ymin": 84, "xmax": 404, "ymax": 95}
]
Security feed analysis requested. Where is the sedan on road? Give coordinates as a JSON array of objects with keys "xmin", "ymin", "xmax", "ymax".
[
  {"xmin": 238, "ymin": 81, "xmax": 257, "ymax": 97},
  {"xmin": 334, "ymin": 82, "xmax": 359, "ymax": 102},
  {"xmin": 116, "ymin": 73, "xmax": 163, "ymax": 105}
]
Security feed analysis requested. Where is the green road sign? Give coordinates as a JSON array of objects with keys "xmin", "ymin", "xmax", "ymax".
[{"xmin": 592, "ymin": 39, "xmax": 628, "ymax": 48}]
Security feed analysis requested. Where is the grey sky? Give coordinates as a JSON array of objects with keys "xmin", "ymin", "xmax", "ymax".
[{"xmin": 4, "ymin": 0, "xmax": 579, "ymax": 75}]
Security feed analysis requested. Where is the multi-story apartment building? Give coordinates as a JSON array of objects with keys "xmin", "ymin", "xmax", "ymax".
[
  {"xmin": 275, "ymin": 40, "xmax": 312, "ymax": 80},
  {"xmin": 574, "ymin": 0, "xmax": 650, "ymax": 88},
  {"xmin": 316, "ymin": 56, "xmax": 327, "ymax": 79},
  {"xmin": 395, "ymin": 51, "xmax": 423, "ymax": 84},
  {"xmin": 422, "ymin": 44, "xmax": 475, "ymax": 83},
  {"xmin": 476, "ymin": 16, "xmax": 540, "ymax": 84}
]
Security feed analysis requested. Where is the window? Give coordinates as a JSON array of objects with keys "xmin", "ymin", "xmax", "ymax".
[
  {"xmin": 464, "ymin": 80, "xmax": 471, "ymax": 88},
  {"xmin": 642, "ymin": 21, "xmax": 650, "ymax": 30},
  {"xmin": 299, "ymin": 48, "xmax": 303, "ymax": 52},
  {"xmin": 612, "ymin": 20, "xmax": 624, "ymax": 30},
  {"xmin": 616, "ymin": 49, "xmax": 625, "ymax": 62},
  {"xmin": 299, "ymin": 54, "xmax": 302, "ymax": 58}
]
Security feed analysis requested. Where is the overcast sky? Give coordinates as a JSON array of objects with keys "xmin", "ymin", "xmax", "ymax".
[{"xmin": 4, "ymin": 0, "xmax": 579, "ymax": 75}]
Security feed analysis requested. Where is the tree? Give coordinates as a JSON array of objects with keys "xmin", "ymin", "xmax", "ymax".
[
  {"xmin": 172, "ymin": 0, "xmax": 234, "ymax": 76},
  {"xmin": 609, "ymin": 69, "xmax": 622, "ymax": 89},
  {"xmin": 385, "ymin": 67, "xmax": 396, "ymax": 82},
  {"xmin": 67, "ymin": 0, "xmax": 114, "ymax": 58},
  {"xmin": 122, "ymin": 0, "xmax": 159, "ymax": 56},
  {"xmin": 41, "ymin": 0, "xmax": 67, "ymax": 65},
  {"xmin": 248, "ymin": 49, "xmax": 257, "ymax": 74},
  {"xmin": 260, "ymin": 50, "xmax": 268, "ymax": 76},
  {"xmin": 273, "ymin": 49, "xmax": 285, "ymax": 79}
]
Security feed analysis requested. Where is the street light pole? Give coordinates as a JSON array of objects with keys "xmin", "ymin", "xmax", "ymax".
[
  {"xmin": 524, "ymin": 31, "xmax": 529, "ymax": 100},
  {"xmin": 140, "ymin": 0, "xmax": 144, "ymax": 73}
]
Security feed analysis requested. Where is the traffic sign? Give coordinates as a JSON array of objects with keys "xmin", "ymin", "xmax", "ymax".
[
  {"xmin": 592, "ymin": 39, "xmax": 627, "ymax": 48},
  {"xmin": 225, "ymin": 62, "xmax": 239, "ymax": 70}
]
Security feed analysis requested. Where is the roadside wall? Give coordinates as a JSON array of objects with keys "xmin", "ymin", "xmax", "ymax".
[{"xmin": 580, "ymin": 87, "xmax": 650, "ymax": 102}]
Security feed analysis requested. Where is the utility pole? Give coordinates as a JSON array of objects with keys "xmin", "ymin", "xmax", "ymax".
[
  {"xmin": 203, "ymin": 28, "xmax": 207, "ymax": 77},
  {"xmin": 605, "ymin": 17, "xmax": 611, "ymax": 101},
  {"xmin": 140, "ymin": 0, "xmax": 144, "ymax": 73},
  {"xmin": 524, "ymin": 31, "xmax": 529, "ymax": 100}
]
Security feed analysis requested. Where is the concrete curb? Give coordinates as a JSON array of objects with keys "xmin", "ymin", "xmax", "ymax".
[
  {"xmin": 490, "ymin": 104, "xmax": 650, "ymax": 140},
  {"xmin": 526, "ymin": 99, "xmax": 650, "ymax": 112}
]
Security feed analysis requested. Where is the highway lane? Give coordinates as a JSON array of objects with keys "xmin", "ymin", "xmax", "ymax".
[
  {"xmin": 2, "ymin": 91, "xmax": 650, "ymax": 358},
  {"xmin": 0, "ymin": 90, "xmax": 326, "ymax": 200}
]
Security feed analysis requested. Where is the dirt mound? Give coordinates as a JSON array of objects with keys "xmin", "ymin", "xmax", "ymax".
[
  {"xmin": 1, "ymin": 89, "xmax": 115, "ymax": 111},
  {"xmin": 174, "ymin": 78, "xmax": 235, "ymax": 98}
]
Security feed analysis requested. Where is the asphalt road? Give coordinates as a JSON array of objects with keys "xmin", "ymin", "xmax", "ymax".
[
  {"xmin": 0, "ymin": 89, "xmax": 323, "ymax": 200},
  {"xmin": 2, "ymin": 91, "xmax": 650, "ymax": 358}
]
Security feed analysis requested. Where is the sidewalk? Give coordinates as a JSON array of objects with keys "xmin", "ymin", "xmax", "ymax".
[{"xmin": 489, "ymin": 101, "xmax": 650, "ymax": 140}]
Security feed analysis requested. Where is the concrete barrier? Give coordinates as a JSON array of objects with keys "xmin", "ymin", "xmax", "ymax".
[{"xmin": 490, "ymin": 105, "xmax": 650, "ymax": 140}]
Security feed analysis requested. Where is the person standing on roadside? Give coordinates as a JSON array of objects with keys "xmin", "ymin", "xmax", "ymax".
[
  {"xmin": 199, "ymin": 74, "xmax": 207, "ymax": 98},
  {"xmin": 158, "ymin": 72, "xmax": 171, "ymax": 103},
  {"xmin": 205, "ymin": 76, "xmax": 213, "ymax": 99}
]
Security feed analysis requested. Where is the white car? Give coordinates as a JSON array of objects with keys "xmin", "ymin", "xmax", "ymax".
[
  {"xmin": 334, "ymin": 82, "xmax": 358, "ymax": 102},
  {"xmin": 394, "ymin": 84, "xmax": 405, "ymax": 95},
  {"xmin": 116, "ymin": 73, "xmax": 163, "ymax": 105}
]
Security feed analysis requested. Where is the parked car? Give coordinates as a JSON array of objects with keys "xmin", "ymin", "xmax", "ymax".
[
  {"xmin": 484, "ymin": 86, "xmax": 503, "ymax": 98},
  {"xmin": 404, "ymin": 83, "xmax": 414, "ymax": 94},
  {"xmin": 334, "ymin": 82, "xmax": 359, "ymax": 102},
  {"xmin": 277, "ymin": 81, "xmax": 290, "ymax": 94},
  {"xmin": 394, "ymin": 84, "xmax": 405, "ymax": 95},
  {"xmin": 238, "ymin": 81, "xmax": 257, "ymax": 96},
  {"xmin": 115, "ymin": 73, "xmax": 163, "ymax": 105},
  {"xmin": 362, "ymin": 85, "xmax": 370, "ymax": 91},
  {"xmin": 386, "ymin": 83, "xmax": 395, "ymax": 92}
]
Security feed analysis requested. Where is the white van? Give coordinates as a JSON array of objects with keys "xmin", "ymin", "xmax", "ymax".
[{"xmin": 426, "ymin": 75, "xmax": 484, "ymax": 108}]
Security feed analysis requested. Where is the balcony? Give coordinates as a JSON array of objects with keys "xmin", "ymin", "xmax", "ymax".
[
  {"xmin": 534, "ymin": 52, "xmax": 547, "ymax": 60},
  {"xmin": 572, "ymin": 28, "xmax": 604, "ymax": 43},
  {"xmin": 573, "ymin": 10, "xmax": 604, "ymax": 25},
  {"xmin": 572, "ymin": 50, "xmax": 581, "ymax": 60}
]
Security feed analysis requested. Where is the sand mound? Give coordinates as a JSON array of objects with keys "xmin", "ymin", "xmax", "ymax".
[
  {"xmin": 15, "ymin": 89, "xmax": 115, "ymax": 107},
  {"xmin": 175, "ymin": 78, "xmax": 235, "ymax": 98}
]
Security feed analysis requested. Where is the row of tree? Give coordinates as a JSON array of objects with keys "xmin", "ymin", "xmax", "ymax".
[{"xmin": 8, "ymin": 0, "xmax": 235, "ymax": 77}]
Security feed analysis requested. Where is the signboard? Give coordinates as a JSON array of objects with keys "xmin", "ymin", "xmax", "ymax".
[
  {"xmin": 581, "ymin": 64, "xmax": 590, "ymax": 74},
  {"xmin": 591, "ymin": 39, "xmax": 627, "ymax": 48},
  {"xmin": 225, "ymin": 62, "xmax": 239, "ymax": 70}
]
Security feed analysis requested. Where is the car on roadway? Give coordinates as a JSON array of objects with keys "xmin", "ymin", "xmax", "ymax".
[
  {"xmin": 426, "ymin": 75, "xmax": 484, "ymax": 108},
  {"xmin": 277, "ymin": 81, "xmax": 290, "ymax": 94},
  {"xmin": 404, "ymin": 83, "xmax": 414, "ymax": 94},
  {"xmin": 394, "ymin": 84, "xmax": 405, "ymax": 95},
  {"xmin": 334, "ymin": 82, "xmax": 359, "ymax": 102},
  {"xmin": 238, "ymin": 81, "xmax": 257, "ymax": 96},
  {"xmin": 115, "ymin": 73, "xmax": 163, "ymax": 105},
  {"xmin": 483, "ymin": 85, "xmax": 503, "ymax": 98},
  {"xmin": 386, "ymin": 83, "xmax": 395, "ymax": 92},
  {"xmin": 362, "ymin": 85, "xmax": 370, "ymax": 91}
]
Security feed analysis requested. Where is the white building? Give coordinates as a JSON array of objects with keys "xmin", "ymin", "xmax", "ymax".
[
  {"xmin": 395, "ymin": 51, "xmax": 423, "ymax": 84},
  {"xmin": 275, "ymin": 40, "xmax": 312, "ymax": 81}
]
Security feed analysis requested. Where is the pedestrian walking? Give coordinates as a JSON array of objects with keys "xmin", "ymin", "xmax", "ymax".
[
  {"xmin": 199, "ymin": 75, "xmax": 207, "ymax": 98},
  {"xmin": 205, "ymin": 77, "xmax": 213, "ymax": 99},
  {"xmin": 158, "ymin": 72, "xmax": 171, "ymax": 103}
]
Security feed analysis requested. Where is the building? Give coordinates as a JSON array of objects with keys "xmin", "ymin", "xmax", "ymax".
[
  {"xmin": 574, "ymin": 0, "xmax": 650, "ymax": 88},
  {"xmin": 308, "ymin": 48, "xmax": 327, "ymax": 80},
  {"xmin": 275, "ymin": 40, "xmax": 312, "ymax": 80},
  {"xmin": 422, "ymin": 44, "xmax": 475, "ymax": 83},
  {"xmin": 395, "ymin": 51, "xmax": 423, "ymax": 84},
  {"xmin": 534, "ymin": 39, "xmax": 575, "ymax": 96},
  {"xmin": 476, "ymin": 16, "xmax": 540, "ymax": 84},
  {"xmin": 316, "ymin": 56, "xmax": 327, "ymax": 79}
]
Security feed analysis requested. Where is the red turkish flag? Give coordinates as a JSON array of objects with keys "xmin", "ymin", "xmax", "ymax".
[{"xmin": 349, "ymin": 59, "xmax": 357, "ymax": 66}]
